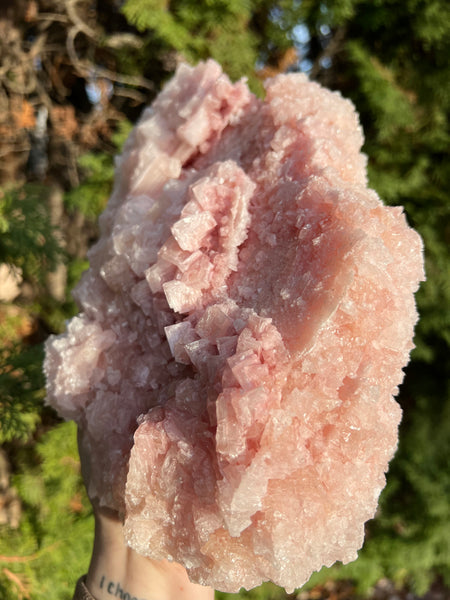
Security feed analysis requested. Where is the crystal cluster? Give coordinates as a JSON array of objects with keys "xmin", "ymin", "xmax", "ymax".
[{"xmin": 45, "ymin": 60, "xmax": 424, "ymax": 592}]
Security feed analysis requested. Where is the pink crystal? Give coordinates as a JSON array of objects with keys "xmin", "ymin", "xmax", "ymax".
[{"xmin": 44, "ymin": 60, "xmax": 424, "ymax": 592}]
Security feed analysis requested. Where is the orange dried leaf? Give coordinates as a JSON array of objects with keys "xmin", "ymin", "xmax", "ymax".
[
  {"xmin": 12, "ymin": 100, "xmax": 35, "ymax": 130},
  {"xmin": 69, "ymin": 492, "xmax": 83, "ymax": 513}
]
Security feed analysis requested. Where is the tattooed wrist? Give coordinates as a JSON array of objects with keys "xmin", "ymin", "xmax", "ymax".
[{"xmin": 99, "ymin": 575, "xmax": 147, "ymax": 600}]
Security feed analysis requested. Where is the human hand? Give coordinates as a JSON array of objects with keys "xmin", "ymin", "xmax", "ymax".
[{"xmin": 77, "ymin": 427, "xmax": 214, "ymax": 600}]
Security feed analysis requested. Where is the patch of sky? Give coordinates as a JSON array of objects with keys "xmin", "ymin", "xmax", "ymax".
[
  {"xmin": 85, "ymin": 72, "xmax": 113, "ymax": 106},
  {"xmin": 269, "ymin": 5, "xmax": 285, "ymax": 28},
  {"xmin": 291, "ymin": 22, "xmax": 311, "ymax": 73},
  {"xmin": 292, "ymin": 23, "xmax": 310, "ymax": 45},
  {"xmin": 300, "ymin": 58, "xmax": 313, "ymax": 73},
  {"xmin": 85, "ymin": 81, "xmax": 103, "ymax": 105}
]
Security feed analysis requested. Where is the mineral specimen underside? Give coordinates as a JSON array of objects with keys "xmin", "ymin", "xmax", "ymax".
[{"xmin": 45, "ymin": 60, "xmax": 424, "ymax": 592}]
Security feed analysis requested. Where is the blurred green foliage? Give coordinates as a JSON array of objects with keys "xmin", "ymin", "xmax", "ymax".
[
  {"xmin": 0, "ymin": 0, "xmax": 448, "ymax": 598},
  {"xmin": 64, "ymin": 121, "xmax": 133, "ymax": 220},
  {"xmin": 0, "ymin": 422, "xmax": 93, "ymax": 599},
  {"xmin": 0, "ymin": 183, "xmax": 63, "ymax": 445},
  {"xmin": 0, "ymin": 343, "xmax": 44, "ymax": 444},
  {"xmin": 122, "ymin": 0, "xmax": 260, "ymax": 89},
  {"xmin": 0, "ymin": 185, "xmax": 63, "ymax": 287}
]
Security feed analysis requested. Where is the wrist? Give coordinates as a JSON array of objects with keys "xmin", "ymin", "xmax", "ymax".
[{"xmin": 85, "ymin": 510, "xmax": 213, "ymax": 600}]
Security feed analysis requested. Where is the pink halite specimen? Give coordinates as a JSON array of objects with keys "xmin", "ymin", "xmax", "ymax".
[{"xmin": 45, "ymin": 60, "xmax": 424, "ymax": 592}]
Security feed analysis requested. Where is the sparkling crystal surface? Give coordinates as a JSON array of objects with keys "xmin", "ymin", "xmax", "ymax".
[{"xmin": 44, "ymin": 60, "xmax": 424, "ymax": 592}]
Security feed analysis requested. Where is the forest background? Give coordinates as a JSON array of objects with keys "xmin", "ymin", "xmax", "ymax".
[{"xmin": 0, "ymin": 1, "xmax": 448, "ymax": 599}]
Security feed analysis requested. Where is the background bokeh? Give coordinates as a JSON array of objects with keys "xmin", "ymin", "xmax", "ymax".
[{"xmin": 0, "ymin": 1, "xmax": 448, "ymax": 598}]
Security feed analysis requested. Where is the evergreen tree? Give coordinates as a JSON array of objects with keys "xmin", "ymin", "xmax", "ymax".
[{"xmin": 293, "ymin": 1, "xmax": 450, "ymax": 592}]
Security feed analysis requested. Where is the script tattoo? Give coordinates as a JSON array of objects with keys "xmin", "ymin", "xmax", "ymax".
[{"xmin": 99, "ymin": 575, "xmax": 148, "ymax": 600}]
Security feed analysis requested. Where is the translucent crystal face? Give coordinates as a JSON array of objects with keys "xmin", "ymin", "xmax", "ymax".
[{"xmin": 45, "ymin": 60, "xmax": 424, "ymax": 593}]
